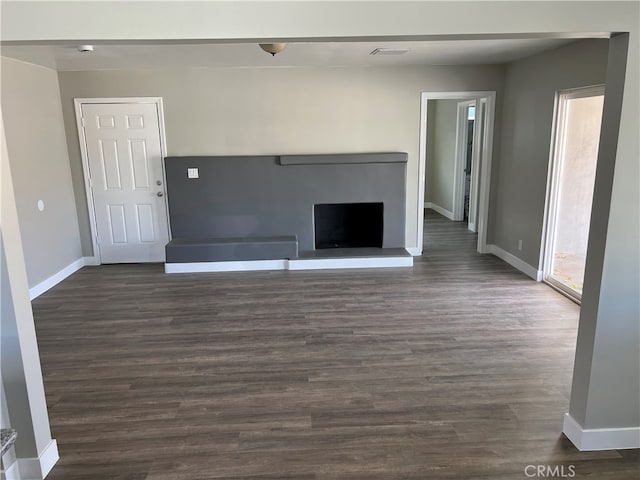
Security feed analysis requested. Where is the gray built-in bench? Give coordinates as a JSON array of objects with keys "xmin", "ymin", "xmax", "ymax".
[{"xmin": 163, "ymin": 153, "xmax": 413, "ymax": 273}]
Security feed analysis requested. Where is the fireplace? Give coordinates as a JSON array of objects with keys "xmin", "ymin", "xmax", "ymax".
[{"xmin": 314, "ymin": 203, "xmax": 383, "ymax": 249}]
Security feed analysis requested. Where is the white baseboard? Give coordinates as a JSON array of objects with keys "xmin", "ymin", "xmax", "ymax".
[
  {"xmin": 486, "ymin": 244, "xmax": 542, "ymax": 281},
  {"xmin": 288, "ymin": 255, "xmax": 413, "ymax": 271},
  {"xmin": 563, "ymin": 413, "xmax": 640, "ymax": 451},
  {"xmin": 406, "ymin": 247, "xmax": 422, "ymax": 256},
  {"xmin": 29, "ymin": 258, "xmax": 86, "ymax": 300},
  {"xmin": 3, "ymin": 439, "xmax": 59, "ymax": 480},
  {"xmin": 424, "ymin": 202, "xmax": 454, "ymax": 221}
]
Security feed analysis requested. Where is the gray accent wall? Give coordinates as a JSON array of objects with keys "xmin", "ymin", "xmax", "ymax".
[
  {"xmin": 164, "ymin": 153, "xmax": 408, "ymax": 251},
  {"xmin": 1, "ymin": 57, "xmax": 82, "ymax": 288},
  {"xmin": 57, "ymin": 64, "xmax": 506, "ymax": 256}
]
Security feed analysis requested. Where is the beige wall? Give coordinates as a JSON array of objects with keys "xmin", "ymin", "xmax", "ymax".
[
  {"xmin": 58, "ymin": 65, "xmax": 505, "ymax": 255},
  {"xmin": 490, "ymin": 39, "xmax": 610, "ymax": 267},
  {"xmin": 425, "ymin": 99, "xmax": 459, "ymax": 214},
  {"xmin": 1, "ymin": 57, "xmax": 82, "ymax": 288}
]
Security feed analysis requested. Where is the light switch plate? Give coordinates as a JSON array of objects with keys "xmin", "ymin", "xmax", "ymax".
[{"xmin": 187, "ymin": 168, "xmax": 199, "ymax": 179}]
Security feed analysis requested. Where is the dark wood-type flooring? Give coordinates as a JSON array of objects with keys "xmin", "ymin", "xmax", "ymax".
[{"xmin": 32, "ymin": 211, "xmax": 639, "ymax": 479}]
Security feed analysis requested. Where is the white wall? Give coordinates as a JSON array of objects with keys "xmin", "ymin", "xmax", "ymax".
[
  {"xmin": 57, "ymin": 65, "xmax": 505, "ymax": 254},
  {"xmin": 1, "ymin": 57, "xmax": 82, "ymax": 288}
]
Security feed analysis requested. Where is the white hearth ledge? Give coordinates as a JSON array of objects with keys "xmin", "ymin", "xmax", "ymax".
[{"xmin": 165, "ymin": 256, "xmax": 413, "ymax": 273}]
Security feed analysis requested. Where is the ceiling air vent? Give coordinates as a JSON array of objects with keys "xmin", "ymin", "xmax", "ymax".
[{"xmin": 370, "ymin": 48, "xmax": 409, "ymax": 56}]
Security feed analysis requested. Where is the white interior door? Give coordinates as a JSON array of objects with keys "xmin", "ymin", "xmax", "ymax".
[{"xmin": 80, "ymin": 102, "xmax": 169, "ymax": 263}]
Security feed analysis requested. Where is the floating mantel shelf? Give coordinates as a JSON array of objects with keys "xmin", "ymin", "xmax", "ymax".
[{"xmin": 279, "ymin": 152, "xmax": 408, "ymax": 165}]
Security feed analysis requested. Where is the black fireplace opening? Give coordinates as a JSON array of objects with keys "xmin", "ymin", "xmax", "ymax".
[{"xmin": 314, "ymin": 203, "xmax": 383, "ymax": 249}]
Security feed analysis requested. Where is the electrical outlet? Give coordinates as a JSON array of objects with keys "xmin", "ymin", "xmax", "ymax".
[
  {"xmin": 187, "ymin": 168, "xmax": 199, "ymax": 179},
  {"xmin": 518, "ymin": 239, "xmax": 523, "ymax": 251}
]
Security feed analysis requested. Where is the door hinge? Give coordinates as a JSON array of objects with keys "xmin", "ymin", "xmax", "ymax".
[{"xmin": 81, "ymin": 117, "xmax": 86, "ymax": 127}]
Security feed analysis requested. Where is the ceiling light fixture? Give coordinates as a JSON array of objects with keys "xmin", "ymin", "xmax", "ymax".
[
  {"xmin": 77, "ymin": 45, "xmax": 94, "ymax": 53},
  {"xmin": 259, "ymin": 43, "xmax": 288, "ymax": 56}
]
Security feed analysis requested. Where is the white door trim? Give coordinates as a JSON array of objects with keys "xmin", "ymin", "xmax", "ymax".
[
  {"xmin": 417, "ymin": 91, "xmax": 496, "ymax": 255},
  {"xmin": 74, "ymin": 97, "xmax": 169, "ymax": 263}
]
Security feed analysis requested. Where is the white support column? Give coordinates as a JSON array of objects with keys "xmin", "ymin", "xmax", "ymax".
[
  {"xmin": 564, "ymin": 33, "xmax": 640, "ymax": 451},
  {"xmin": 1, "ymin": 112, "xmax": 58, "ymax": 478}
]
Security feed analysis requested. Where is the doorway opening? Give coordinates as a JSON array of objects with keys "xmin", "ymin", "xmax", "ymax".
[
  {"xmin": 417, "ymin": 91, "xmax": 495, "ymax": 255},
  {"xmin": 542, "ymin": 85, "xmax": 605, "ymax": 302}
]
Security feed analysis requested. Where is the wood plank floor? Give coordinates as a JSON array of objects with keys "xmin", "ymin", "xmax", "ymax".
[{"xmin": 32, "ymin": 211, "xmax": 639, "ymax": 479}]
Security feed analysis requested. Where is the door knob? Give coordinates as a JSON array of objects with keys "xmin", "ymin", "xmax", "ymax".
[{"xmin": 157, "ymin": 192, "xmax": 164, "ymax": 197}]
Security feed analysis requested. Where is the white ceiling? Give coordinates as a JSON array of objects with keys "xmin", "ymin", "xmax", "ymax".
[{"xmin": 0, "ymin": 38, "xmax": 577, "ymax": 71}]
